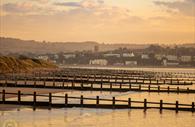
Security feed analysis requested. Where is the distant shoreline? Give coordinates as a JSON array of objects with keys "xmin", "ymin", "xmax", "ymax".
[{"xmin": 59, "ymin": 64, "xmax": 195, "ymax": 69}]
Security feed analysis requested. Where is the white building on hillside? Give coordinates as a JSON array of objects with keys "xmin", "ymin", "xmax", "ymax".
[
  {"xmin": 122, "ymin": 53, "xmax": 134, "ymax": 57},
  {"xmin": 141, "ymin": 54, "xmax": 149, "ymax": 59},
  {"xmin": 180, "ymin": 56, "xmax": 192, "ymax": 62},
  {"xmin": 125, "ymin": 61, "xmax": 137, "ymax": 66},
  {"xmin": 166, "ymin": 55, "xmax": 178, "ymax": 61},
  {"xmin": 64, "ymin": 54, "xmax": 76, "ymax": 59},
  {"xmin": 104, "ymin": 53, "xmax": 120, "ymax": 57},
  {"xmin": 89, "ymin": 59, "xmax": 108, "ymax": 66},
  {"xmin": 155, "ymin": 54, "xmax": 165, "ymax": 60},
  {"xmin": 37, "ymin": 55, "xmax": 49, "ymax": 61}
]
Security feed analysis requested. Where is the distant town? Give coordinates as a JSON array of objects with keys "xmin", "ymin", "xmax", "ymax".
[
  {"xmin": 33, "ymin": 45, "xmax": 195, "ymax": 67},
  {"xmin": 1, "ymin": 37, "xmax": 195, "ymax": 67}
]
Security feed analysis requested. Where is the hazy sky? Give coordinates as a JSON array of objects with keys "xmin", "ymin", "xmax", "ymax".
[{"xmin": 0, "ymin": 0, "xmax": 194, "ymax": 44}]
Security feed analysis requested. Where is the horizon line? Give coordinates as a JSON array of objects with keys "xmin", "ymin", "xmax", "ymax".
[{"xmin": 0, "ymin": 36, "xmax": 194, "ymax": 45}]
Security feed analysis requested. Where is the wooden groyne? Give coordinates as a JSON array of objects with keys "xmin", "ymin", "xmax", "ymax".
[
  {"xmin": 2, "ymin": 74, "xmax": 194, "ymax": 86},
  {"xmin": 1, "ymin": 81, "xmax": 195, "ymax": 94},
  {"xmin": 2, "ymin": 68, "xmax": 194, "ymax": 86},
  {"xmin": 0, "ymin": 90, "xmax": 194, "ymax": 112}
]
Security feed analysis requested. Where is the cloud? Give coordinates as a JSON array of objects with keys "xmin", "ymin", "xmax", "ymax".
[
  {"xmin": 54, "ymin": 0, "xmax": 131, "ymax": 19},
  {"xmin": 33, "ymin": 0, "xmax": 49, "ymax": 4},
  {"xmin": 2, "ymin": 3, "xmax": 35, "ymax": 13},
  {"xmin": 54, "ymin": 0, "xmax": 104, "ymax": 9},
  {"xmin": 1, "ymin": 1, "xmax": 55, "ymax": 15},
  {"xmin": 54, "ymin": 2, "xmax": 81, "ymax": 7},
  {"xmin": 154, "ymin": 0, "xmax": 195, "ymax": 16},
  {"xmin": 31, "ymin": 0, "xmax": 49, "ymax": 4}
]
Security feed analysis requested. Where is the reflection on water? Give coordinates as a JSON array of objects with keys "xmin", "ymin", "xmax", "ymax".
[
  {"xmin": 1, "ymin": 90, "xmax": 195, "ymax": 127},
  {"xmin": 1, "ymin": 67, "xmax": 195, "ymax": 127},
  {"xmin": 0, "ymin": 108, "xmax": 195, "ymax": 127}
]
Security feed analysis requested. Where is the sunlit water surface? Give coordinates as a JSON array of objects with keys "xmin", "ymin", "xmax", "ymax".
[{"xmin": 1, "ymin": 67, "xmax": 195, "ymax": 127}]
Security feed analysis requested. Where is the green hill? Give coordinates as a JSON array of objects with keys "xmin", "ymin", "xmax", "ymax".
[{"xmin": 0, "ymin": 56, "xmax": 57, "ymax": 73}]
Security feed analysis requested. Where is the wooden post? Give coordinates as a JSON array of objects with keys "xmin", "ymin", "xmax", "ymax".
[
  {"xmin": 62, "ymin": 80, "xmax": 64, "ymax": 88},
  {"xmin": 112, "ymin": 97, "xmax": 115, "ymax": 108},
  {"xmin": 80, "ymin": 95, "xmax": 83, "ymax": 106},
  {"xmin": 96, "ymin": 96, "xmax": 99, "ymax": 107},
  {"xmin": 49, "ymin": 93, "xmax": 52, "ymax": 109},
  {"xmin": 34, "ymin": 81, "xmax": 36, "ymax": 88},
  {"xmin": 176, "ymin": 101, "xmax": 179, "ymax": 113},
  {"xmin": 192, "ymin": 102, "xmax": 194, "ymax": 112},
  {"xmin": 33, "ymin": 92, "xmax": 36, "ymax": 104},
  {"xmin": 158, "ymin": 86, "xmax": 160, "ymax": 93},
  {"xmin": 81, "ymin": 83, "xmax": 83, "ymax": 89},
  {"xmin": 2, "ymin": 89, "xmax": 5, "ymax": 103},
  {"xmin": 139, "ymin": 85, "xmax": 141, "ymax": 91},
  {"xmin": 71, "ymin": 81, "xmax": 74, "ymax": 89},
  {"xmin": 110, "ymin": 83, "xmax": 112, "ymax": 90},
  {"xmin": 160, "ymin": 100, "xmax": 163, "ymax": 112},
  {"xmin": 65, "ymin": 94, "xmax": 68, "ymax": 106},
  {"xmin": 187, "ymin": 88, "xmax": 190, "ymax": 94},
  {"xmin": 129, "ymin": 84, "xmax": 131, "ymax": 90},
  {"xmin": 33, "ymin": 92, "xmax": 36, "ymax": 110},
  {"xmin": 148, "ymin": 85, "xmax": 151, "ymax": 92},
  {"xmin": 91, "ymin": 83, "xmax": 93, "ymax": 90},
  {"xmin": 144, "ymin": 99, "xmax": 147, "ymax": 111},
  {"xmin": 101, "ymin": 83, "xmax": 103, "ymax": 90},
  {"xmin": 18, "ymin": 90, "xmax": 21, "ymax": 104},
  {"xmin": 168, "ymin": 86, "xmax": 170, "ymax": 94},
  {"xmin": 128, "ymin": 98, "xmax": 131, "ymax": 108},
  {"xmin": 177, "ymin": 87, "xmax": 179, "ymax": 94},
  {"xmin": 157, "ymin": 80, "xmax": 159, "ymax": 85},
  {"xmin": 120, "ymin": 83, "xmax": 122, "ymax": 90}
]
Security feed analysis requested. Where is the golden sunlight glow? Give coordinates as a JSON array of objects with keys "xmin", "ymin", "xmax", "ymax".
[{"xmin": 0, "ymin": 0, "xmax": 194, "ymax": 43}]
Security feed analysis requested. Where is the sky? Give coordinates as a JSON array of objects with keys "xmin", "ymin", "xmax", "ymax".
[{"xmin": 0, "ymin": 0, "xmax": 194, "ymax": 44}]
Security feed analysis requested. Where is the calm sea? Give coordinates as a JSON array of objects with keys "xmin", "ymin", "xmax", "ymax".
[{"xmin": 1, "ymin": 67, "xmax": 195, "ymax": 127}]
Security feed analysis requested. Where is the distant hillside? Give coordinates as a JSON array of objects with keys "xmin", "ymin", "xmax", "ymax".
[
  {"xmin": 0, "ymin": 37, "xmax": 147, "ymax": 54},
  {"xmin": 0, "ymin": 56, "xmax": 57, "ymax": 73},
  {"xmin": 180, "ymin": 43, "xmax": 195, "ymax": 48}
]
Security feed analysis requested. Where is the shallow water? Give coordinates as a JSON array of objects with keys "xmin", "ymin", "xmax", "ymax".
[
  {"xmin": 1, "ymin": 67, "xmax": 195, "ymax": 127},
  {"xmin": 1, "ymin": 90, "xmax": 195, "ymax": 127},
  {"xmin": 1, "ymin": 107, "xmax": 195, "ymax": 127}
]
